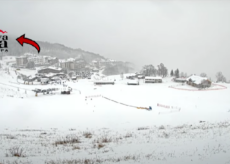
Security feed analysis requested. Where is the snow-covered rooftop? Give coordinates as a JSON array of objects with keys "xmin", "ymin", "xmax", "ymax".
[
  {"xmin": 48, "ymin": 66, "xmax": 62, "ymax": 71},
  {"xmin": 16, "ymin": 56, "xmax": 27, "ymax": 59},
  {"xmin": 47, "ymin": 56, "xmax": 57, "ymax": 60},
  {"xmin": 127, "ymin": 80, "xmax": 139, "ymax": 84},
  {"xmin": 67, "ymin": 58, "xmax": 75, "ymax": 62},
  {"xmin": 186, "ymin": 75, "xmax": 209, "ymax": 84},
  {"xmin": 59, "ymin": 58, "xmax": 75, "ymax": 63},
  {"xmin": 75, "ymin": 60, "xmax": 85, "ymax": 63},
  {"xmin": 145, "ymin": 76, "xmax": 162, "ymax": 80},
  {"xmin": 59, "ymin": 59, "xmax": 66, "ymax": 63}
]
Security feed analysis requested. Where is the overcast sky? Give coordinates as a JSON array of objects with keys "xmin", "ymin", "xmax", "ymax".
[{"xmin": 1, "ymin": 0, "xmax": 230, "ymax": 80}]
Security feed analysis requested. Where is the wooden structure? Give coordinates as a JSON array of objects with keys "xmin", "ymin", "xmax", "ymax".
[
  {"xmin": 94, "ymin": 81, "xmax": 114, "ymax": 85},
  {"xmin": 174, "ymin": 78, "xmax": 187, "ymax": 83},
  {"xmin": 127, "ymin": 80, "xmax": 139, "ymax": 85},
  {"xmin": 61, "ymin": 86, "xmax": 72, "ymax": 94},
  {"xmin": 38, "ymin": 67, "xmax": 63, "ymax": 74},
  {"xmin": 145, "ymin": 76, "xmax": 162, "ymax": 83},
  {"xmin": 186, "ymin": 75, "xmax": 211, "ymax": 88}
]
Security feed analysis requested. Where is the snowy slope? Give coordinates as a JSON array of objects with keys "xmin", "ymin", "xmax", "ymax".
[{"xmin": 0, "ymin": 59, "xmax": 230, "ymax": 164}]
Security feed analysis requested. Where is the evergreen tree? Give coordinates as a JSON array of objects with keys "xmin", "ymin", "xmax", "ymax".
[
  {"xmin": 170, "ymin": 70, "xmax": 174, "ymax": 76},
  {"xmin": 175, "ymin": 69, "xmax": 179, "ymax": 78}
]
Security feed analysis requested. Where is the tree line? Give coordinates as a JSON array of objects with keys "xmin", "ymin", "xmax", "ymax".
[
  {"xmin": 141, "ymin": 64, "xmax": 228, "ymax": 83},
  {"xmin": 141, "ymin": 63, "xmax": 168, "ymax": 77}
]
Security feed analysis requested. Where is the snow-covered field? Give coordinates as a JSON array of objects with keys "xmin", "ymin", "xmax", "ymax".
[{"xmin": 0, "ymin": 59, "xmax": 230, "ymax": 164}]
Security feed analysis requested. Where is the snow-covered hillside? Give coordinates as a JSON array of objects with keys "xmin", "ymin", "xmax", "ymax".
[{"xmin": 0, "ymin": 59, "xmax": 230, "ymax": 164}]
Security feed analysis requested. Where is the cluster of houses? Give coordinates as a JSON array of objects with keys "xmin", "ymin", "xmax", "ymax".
[
  {"xmin": 13, "ymin": 54, "xmax": 103, "ymax": 78},
  {"xmin": 16, "ymin": 53, "xmax": 59, "ymax": 68},
  {"xmin": 13, "ymin": 53, "xmax": 121, "ymax": 85},
  {"xmin": 14, "ymin": 53, "xmax": 118, "ymax": 74},
  {"xmin": 59, "ymin": 58, "xmax": 86, "ymax": 71},
  {"xmin": 124, "ymin": 72, "xmax": 211, "ymax": 89},
  {"xmin": 173, "ymin": 75, "xmax": 212, "ymax": 89},
  {"xmin": 93, "ymin": 73, "xmax": 163, "ymax": 86},
  {"xmin": 1, "ymin": 54, "xmax": 213, "ymax": 89},
  {"xmin": 125, "ymin": 73, "xmax": 163, "ymax": 85}
]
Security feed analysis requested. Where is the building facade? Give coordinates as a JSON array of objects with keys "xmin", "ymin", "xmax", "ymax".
[
  {"xmin": 16, "ymin": 56, "xmax": 28, "ymax": 67},
  {"xmin": 144, "ymin": 76, "xmax": 162, "ymax": 83},
  {"xmin": 60, "ymin": 58, "xmax": 86, "ymax": 71},
  {"xmin": 186, "ymin": 75, "xmax": 211, "ymax": 88},
  {"xmin": 38, "ymin": 67, "xmax": 63, "ymax": 74}
]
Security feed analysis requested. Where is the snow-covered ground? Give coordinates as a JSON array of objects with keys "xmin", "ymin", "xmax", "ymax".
[{"xmin": 0, "ymin": 59, "xmax": 230, "ymax": 164}]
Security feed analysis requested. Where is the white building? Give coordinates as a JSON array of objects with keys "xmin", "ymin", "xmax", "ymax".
[
  {"xmin": 145, "ymin": 76, "xmax": 162, "ymax": 83},
  {"xmin": 127, "ymin": 79, "xmax": 139, "ymax": 85},
  {"xmin": 27, "ymin": 56, "xmax": 44, "ymax": 65},
  {"xmin": 25, "ymin": 54, "xmax": 58, "ymax": 65},
  {"xmin": 16, "ymin": 56, "xmax": 28, "ymax": 67},
  {"xmin": 60, "ymin": 58, "xmax": 86, "ymax": 70}
]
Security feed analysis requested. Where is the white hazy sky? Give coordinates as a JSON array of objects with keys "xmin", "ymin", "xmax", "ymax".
[{"xmin": 1, "ymin": 0, "xmax": 230, "ymax": 80}]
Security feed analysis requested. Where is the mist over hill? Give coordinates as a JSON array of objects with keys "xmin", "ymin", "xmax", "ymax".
[{"xmin": 6, "ymin": 35, "xmax": 134, "ymax": 75}]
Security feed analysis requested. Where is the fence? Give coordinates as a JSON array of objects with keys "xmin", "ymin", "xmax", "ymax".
[
  {"xmin": 157, "ymin": 103, "xmax": 181, "ymax": 114},
  {"xmin": 85, "ymin": 95, "xmax": 101, "ymax": 99},
  {"xmin": 99, "ymin": 95, "xmax": 151, "ymax": 111},
  {"xmin": 169, "ymin": 83, "xmax": 227, "ymax": 91}
]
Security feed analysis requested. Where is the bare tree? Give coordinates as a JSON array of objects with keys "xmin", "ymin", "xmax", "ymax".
[
  {"xmin": 120, "ymin": 72, "xmax": 124, "ymax": 80},
  {"xmin": 142, "ymin": 65, "xmax": 156, "ymax": 76},
  {"xmin": 157, "ymin": 63, "xmax": 168, "ymax": 77},
  {"xmin": 180, "ymin": 72, "xmax": 184, "ymax": 77},
  {"xmin": 216, "ymin": 72, "xmax": 226, "ymax": 83},
  {"xmin": 142, "ymin": 63, "xmax": 167, "ymax": 77},
  {"xmin": 200, "ymin": 73, "xmax": 207, "ymax": 77}
]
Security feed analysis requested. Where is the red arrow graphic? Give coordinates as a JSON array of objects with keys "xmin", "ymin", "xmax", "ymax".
[
  {"xmin": 16, "ymin": 34, "xmax": 40, "ymax": 53},
  {"xmin": 0, "ymin": 29, "xmax": 7, "ymax": 34}
]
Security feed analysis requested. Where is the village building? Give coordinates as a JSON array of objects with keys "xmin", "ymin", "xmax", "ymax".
[
  {"xmin": 16, "ymin": 56, "xmax": 28, "ymax": 67},
  {"xmin": 186, "ymin": 75, "xmax": 211, "ymax": 88},
  {"xmin": 144, "ymin": 76, "xmax": 162, "ymax": 83},
  {"xmin": 92, "ymin": 60, "xmax": 100, "ymax": 68},
  {"xmin": 38, "ymin": 66, "xmax": 63, "ymax": 74},
  {"xmin": 60, "ymin": 58, "xmax": 86, "ymax": 71},
  {"xmin": 127, "ymin": 79, "xmax": 139, "ymax": 85},
  {"xmin": 71, "ymin": 76, "xmax": 77, "ymax": 80},
  {"xmin": 23, "ymin": 53, "xmax": 35, "ymax": 58},
  {"xmin": 44, "ymin": 56, "xmax": 59, "ymax": 65},
  {"xmin": 41, "ymin": 73, "xmax": 65, "ymax": 79},
  {"xmin": 137, "ymin": 75, "xmax": 145, "ymax": 79},
  {"xmin": 92, "ymin": 68, "xmax": 99, "ymax": 73},
  {"xmin": 94, "ymin": 81, "xmax": 115, "ymax": 85},
  {"xmin": 19, "ymin": 53, "xmax": 59, "ymax": 66},
  {"xmin": 99, "ymin": 59, "xmax": 118, "ymax": 67},
  {"xmin": 32, "ymin": 56, "xmax": 58, "ymax": 65},
  {"xmin": 75, "ymin": 59, "xmax": 86, "ymax": 70},
  {"xmin": 125, "ymin": 73, "xmax": 136, "ymax": 79},
  {"xmin": 27, "ymin": 56, "xmax": 44, "ymax": 65},
  {"xmin": 174, "ymin": 78, "xmax": 187, "ymax": 83}
]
